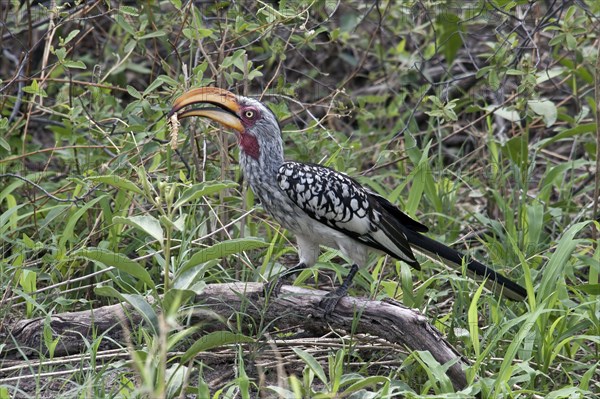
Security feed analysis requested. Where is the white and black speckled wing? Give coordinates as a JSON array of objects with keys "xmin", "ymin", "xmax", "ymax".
[{"xmin": 277, "ymin": 161, "xmax": 421, "ymax": 268}]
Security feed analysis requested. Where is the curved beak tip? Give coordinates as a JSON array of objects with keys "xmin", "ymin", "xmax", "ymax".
[{"xmin": 168, "ymin": 87, "xmax": 244, "ymax": 133}]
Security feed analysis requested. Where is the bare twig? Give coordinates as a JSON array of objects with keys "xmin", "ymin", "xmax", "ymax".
[{"xmin": 0, "ymin": 173, "xmax": 98, "ymax": 204}]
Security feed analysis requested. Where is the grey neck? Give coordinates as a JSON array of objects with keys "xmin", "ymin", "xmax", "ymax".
[{"xmin": 239, "ymin": 134, "xmax": 285, "ymax": 185}]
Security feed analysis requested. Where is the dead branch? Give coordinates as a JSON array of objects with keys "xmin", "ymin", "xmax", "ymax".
[{"xmin": 5, "ymin": 283, "xmax": 468, "ymax": 390}]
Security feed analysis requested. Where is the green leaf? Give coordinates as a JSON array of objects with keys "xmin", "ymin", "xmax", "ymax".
[
  {"xmin": 124, "ymin": 39, "xmax": 137, "ymax": 54},
  {"xmin": 414, "ymin": 351, "xmax": 454, "ymax": 392},
  {"xmin": 405, "ymin": 161, "xmax": 426, "ymax": 217},
  {"xmin": 537, "ymin": 123, "xmax": 596, "ymax": 148},
  {"xmin": 114, "ymin": 215, "xmax": 164, "ymax": 245},
  {"xmin": 156, "ymin": 74, "xmax": 179, "ymax": 87},
  {"xmin": 502, "ymin": 134, "xmax": 529, "ymax": 168},
  {"xmin": 548, "ymin": 35, "xmax": 564, "ymax": 47},
  {"xmin": 59, "ymin": 195, "xmax": 105, "ymax": 248},
  {"xmin": 95, "ymin": 286, "xmax": 158, "ymax": 335},
  {"xmin": 74, "ymin": 247, "xmax": 155, "ymax": 289},
  {"xmin": 139, "ymin": 30, "xmax": 166, "ymax": 40},
  {"xmin": 537, "ymin": 221, "xmax": 590, "ymax": 301},
  {"xmin": 119, "ymin": 5, "xmax": 139, "ymax": 16},
  {"xmin": 165, "ymin": 364, "xmax": 188, "ymax": 398},
  {"xmin": 0, "ymin": 196, "xmax": 21, "ymax": 234},
  {"xmin": 524, "ymin": 203, "xmax": 544, "ymax": 251},
  {"xmin": 341, "ymin": 376, "xmax": 389, "ymax": 396},
  {"xmin": 173, "ymin": 259, "xmax": 216, "ymax": 291},
  {"xmin": 143, "ymin": 78, "xmax": 165, "ymax": 96},
  {"xmin": 19, "ymin": 269, "xmax": 37, "ymax": 294},
  {"xmin": 183, "ymin": 28, "xmax": 213, "ymax": 40},
  {"xmin": 62, "ymin": 29, "xmax": 80, "ymax": 45},
  {"xmin": 167, "ymin": 326, "xmax": 199, "ymax": 352},
  {"xmin": 437, "ymin": 13, "xmax": 463, "ymax": 65},
  {"xmin": 0, "ymin": 136, "xmax": 9, "ymax": 151},
  {"xmin": 178, "ymin": 238, "xmax": 268, "ymax": 277},
  {"xmin": 494, "ymin": 306, "xmax": 550, "ymax": 391},
  {"xmin": 159, "ymin": 215, "xmax": 182, "ymax": 233},
  {"xmin": 181, "ymin": 332, "xmax": 254, "ymax": 363},
  {"xmin": 475, "ymin": 65, "xmax": 492, "ymax": 79},
  {"xmin": 173, "ymin": 181, "xmax": 238, "ymax": 209},
  {"xmin": 580, "ymin": 363, "xmax": 598, "ymax": 391},
  {"xmin": 536, "ymin": 67, "xmax": 563, "ymax": 84},
  {"xmin": 63, "ymin": 60, "xmax": 87, "ymax": 69},
  {"xmin": 292, "ymin": 348, "xmax": 328, "ymax": 385},
  {"xmin": 565, "ymin": 33, "xmax": 577, "ymax": 50},
  {"xmin": 122, "ymin": 293, "xmax": 159, "ymax": 334},
  {"xmin": 467, "ymin": 282, "xmax": 485, "ymax": 357},
  {"xmin": 506, "ymin": 69, "xmax": 525, "ymax": 75},
  {"xmin": 406, "ymin": 141, "xmax": 440, "ymax": 214},
  {"xmin": 22, "ymin": 79, "xmax": 47, "ymax": 98},
  {"xmin": 528, "ymin": 100, "xmax": 557, "ymax": 126},
  {"xmin": 162, "ymin": 288, "xmax": 196, "ymax": 315},
  {"xmin": 247, "ymin": 69, "xmax": 263, "ymax": 80},
  {"xmin": 43, "ymin": 314, "xmax": 60, "ymax": 357},
  {"xmin": 114, "ymin": 14, "xmax": 136, "ymax": 36},
  {"xmin": 546, "ymin": 386, "xmax": 586, "ymax": 399},
  {"xmin": 127, "ymin": 85, "xmax": 142, "ymax": 99},
  {"xmin": 489, "ymin": 70, "xmax": 500, "ymax": 90},
  {"xmin": 86, "ymin": 175, "xmax": 143, "ymax": 195},
  {"xmin": 54, "ymin": 47, "xmax": 67, "ymax": 61},
  {"xmin": 487, "ymin": 106, "xmax": 520, "ymax": 123},
  {"xmin": 575, "ymin": 283, "xmax": 600, "ymax": 295}
]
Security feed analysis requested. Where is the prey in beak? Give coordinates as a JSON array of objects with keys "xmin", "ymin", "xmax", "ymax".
[{"xmin": 169, "ymin": 87, "xmax": 244, "ymax": 133}]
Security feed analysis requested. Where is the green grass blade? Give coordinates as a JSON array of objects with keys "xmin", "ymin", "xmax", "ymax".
[
  {"xmin": 292, "ymin": 347, "xmax": 328, "ymax": 387},
  {"xmin": 58, "ymin": 195, "xmax": 105, "ymax": 248},
  {"xmin": 177, "ymin": 238, "xmax": 268, "ymax": 277},
  {"xmin": 537, "ymin": 221, "xmax": 590, "ymax": 302},
  {"xmin": 86, "ymin": 175, "xmax": 143, "ymax": 195},
  {"xmin": 95, "ymin": 286, "xmax": 159, "ymax": 335},
  {"xmin": 173, "ymin": 181, "xmax": 238, "ymax": 209},
  {"xmin": 468, "ymin": 282, "xmax": 486, "ymax": 358},
  {"xmin": 181, "ymin": 332, "xmax": 254, "ymax": 363},
  {"xmin": 74, "ymin": 247, "xmax": 155, "ymax": 289},
  {"xmin": 113, "ymin": 215, "xmax": 164, "ymax": 245}
]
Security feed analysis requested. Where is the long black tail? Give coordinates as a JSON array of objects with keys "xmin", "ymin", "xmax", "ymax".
[{"xmin": 404, "ymin": 230, "xmax": 527, "ymax": 301}]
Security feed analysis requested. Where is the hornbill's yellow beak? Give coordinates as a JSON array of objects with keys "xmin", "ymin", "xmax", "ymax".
[{"xmin": 169, "ymin": 87, "xmax": 244, "ymax": 133}]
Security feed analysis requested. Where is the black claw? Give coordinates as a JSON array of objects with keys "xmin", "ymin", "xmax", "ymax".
[
  {"xmin": 262, "ymin": 277, "xmax": 284, "ymax": 298},
  {"xmin": 262, "ymin": 262, "xmax": 308, "ymax": 299},
  {"xmin": 318, "ymin": 264, "xmax": 359, "ymax": 317},
  {"xmin": 319, "ymin": 291, "xmax": 344, "ymax": 317}
]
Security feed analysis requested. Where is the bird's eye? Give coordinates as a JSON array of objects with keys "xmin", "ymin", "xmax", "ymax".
[{"xmin": 244, "ymin": 110, "xmax": 255, "ymax": 119}]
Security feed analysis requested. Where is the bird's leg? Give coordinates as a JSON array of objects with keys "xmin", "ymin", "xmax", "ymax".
[
  {"xmin": 319, "ymin": 264, "xmax": 359, "ymax": 316},
  {"xmin": 263, "ymin": 262, "xmax": 307, "ymax": 298}
]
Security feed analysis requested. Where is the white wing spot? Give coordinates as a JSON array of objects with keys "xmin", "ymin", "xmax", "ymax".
[
  {"xmin": 342, "ymin": 184, "xmax": 349, "ymax": 197},
  {"xmin": 309, "ymin": 196, "xmax": 319, "ymax": 209}
]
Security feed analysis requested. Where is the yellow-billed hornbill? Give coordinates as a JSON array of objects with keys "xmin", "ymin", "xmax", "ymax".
[{"xmin": 169, "ymin": 87, "xmax": 527, "ymax": 314}]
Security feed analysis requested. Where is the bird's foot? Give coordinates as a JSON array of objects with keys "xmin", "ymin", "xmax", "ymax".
[
  {"xmin": 318, "ymin": 264, "xmax": 359, "ymax": 318},
  {"xmin": 262, "ymin": 277, "xmax": 285, "ymax": 298},
  {"xmin": 319, "ymin": 290, "xmax": 346, "ymax": 318},
  {"xmin": 262, "ymin": 262, "xmax": 308, "ymax": 299}
]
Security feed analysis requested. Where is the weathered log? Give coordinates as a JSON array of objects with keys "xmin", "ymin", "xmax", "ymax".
[{"xmin": 6, "ymin": 283, "xmax": 467, "ymax": 390}]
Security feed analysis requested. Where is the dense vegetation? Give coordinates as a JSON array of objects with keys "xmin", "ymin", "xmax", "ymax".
[{"xmin": 1, "ymin": 0, "xmax": 599, "ymax": 397}]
